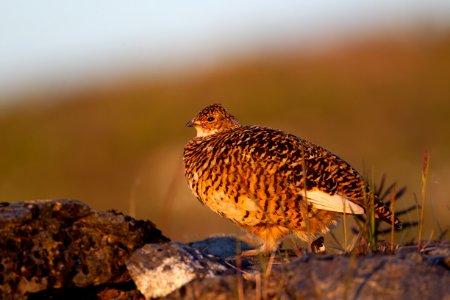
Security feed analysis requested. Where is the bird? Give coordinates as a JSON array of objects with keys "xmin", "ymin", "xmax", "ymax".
[{"xmin": 183, "ymin": 104, "xmax": 401, "ymax": 256}]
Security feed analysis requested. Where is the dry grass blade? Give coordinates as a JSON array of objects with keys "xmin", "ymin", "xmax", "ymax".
[
  {"xmin": 262, "ymin": 253, "xmax": 276, "ymax": 300},
  {"xmin": 255, "ymin": 272, "xmax": 262, "ymax": 300},
  {"xmin": 235, "ymin": 241, "xmax": 245, "ymax": 300},
  {"xmin": 343, "ymin": 252, "xmax": 357, "ymax": 300},
  {"xmin": 390, "ymin": 190, "xmax": 396, "ymax": 252},
  {"xmin": 418, "ymin": 151, "xmax": 430, "ymax": 251}
]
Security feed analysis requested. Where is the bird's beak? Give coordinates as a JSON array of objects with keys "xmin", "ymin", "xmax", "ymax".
[{"xmin": 186, "ymin": 119, "xmax": 195, "ymax": 127}]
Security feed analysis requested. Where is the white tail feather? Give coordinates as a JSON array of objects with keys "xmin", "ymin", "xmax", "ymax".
[{"xmin": 302, "ymin": 190, "xmax": 365, "ymax": 215}]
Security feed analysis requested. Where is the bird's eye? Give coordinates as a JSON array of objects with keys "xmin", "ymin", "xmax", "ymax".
[{"xmin": 207, "ymin": 117, "xmax": 215, "ymax": 122}]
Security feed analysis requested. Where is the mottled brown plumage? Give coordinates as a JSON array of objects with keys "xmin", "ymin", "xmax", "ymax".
[{"xmin": 183, "ymin": 104, "xmax": 401, "ymax": 255}]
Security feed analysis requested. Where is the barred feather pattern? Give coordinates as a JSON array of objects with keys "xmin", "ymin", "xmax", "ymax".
[{"xmin": 183, "ymin": 104, "xmax": 401, "ymax": 253}]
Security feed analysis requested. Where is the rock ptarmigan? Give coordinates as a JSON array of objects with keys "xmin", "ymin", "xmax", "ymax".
[{"xmin": 183, "ymin": 104, "xmax": 401, "ymax": 255}]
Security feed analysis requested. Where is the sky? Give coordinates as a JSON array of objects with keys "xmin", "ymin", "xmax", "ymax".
[{"xmin": 1, "ymin": 0, "xmax": 450, "ymax": 101}]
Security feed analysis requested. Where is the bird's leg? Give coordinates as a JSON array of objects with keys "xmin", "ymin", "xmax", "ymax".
[
  {"xmin": 310, "ymin": 236, "xmax": 326, "ymax": 254},
  {"xmin": 241, "ymin": 248, "xmax": 262, "ymax": 257},
  {"xmin": 241, "ymin": 236, "xmax": 279, "ymax": 256}
]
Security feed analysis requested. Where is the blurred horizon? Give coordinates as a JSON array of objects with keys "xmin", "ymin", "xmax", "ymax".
[
  {"xmin": 1, "ymin": 2, "xmax": 449, "ymax": 245},
  {"xmin": 1, "ymin": 1, "xmax": 450, "ymax": 103}
]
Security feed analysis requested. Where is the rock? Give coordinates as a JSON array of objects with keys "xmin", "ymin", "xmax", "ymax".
[
  {"xmin": 166, "ymin": 242, "xmax": 450, "ymax": 300},
  {"xmin": 189, "ymin": 235, "xmax": 254, "ymax": 259},
  {"xmin": 126, "ymin": 242, "xmax": 228, "ymax": 299},
  {"xmin": 1, "ymin": 199, "xmax": 449, "ymax": 300},
  {"xmin": 0, "ymin": 199, "xmax": 168, "ymax": 299}
]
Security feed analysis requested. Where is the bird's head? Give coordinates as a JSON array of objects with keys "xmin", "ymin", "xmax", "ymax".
[{"xmin": 187, "ymin": 104, "xmax": 240, "ymax": 137}]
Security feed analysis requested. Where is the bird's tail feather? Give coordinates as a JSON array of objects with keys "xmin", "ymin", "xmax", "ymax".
[{"xmin": 374, "ymin": 197, "xmax": 402, "ymax": 230}]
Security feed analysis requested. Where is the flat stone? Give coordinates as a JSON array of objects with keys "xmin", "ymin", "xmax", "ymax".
[{"xmin": 126, "ymin": 242, "xmax": 228, "ymax": 299}]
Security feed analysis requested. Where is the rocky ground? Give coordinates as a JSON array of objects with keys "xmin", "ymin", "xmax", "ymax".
[{"xmin": 1, "ymin": 200, "xmax": 449, "ymax": 299}]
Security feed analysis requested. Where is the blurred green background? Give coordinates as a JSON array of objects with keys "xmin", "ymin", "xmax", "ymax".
[{"xmin": 1, "ymin": 2, "xmax": 449, "ymax": 245}]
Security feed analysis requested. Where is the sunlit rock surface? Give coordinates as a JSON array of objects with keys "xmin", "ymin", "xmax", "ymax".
[
  {"xmin": 0, "ymin": 199, "xmax": 168, "ymax": 298},
  {"xmin": 166, "ymin": 242, "xmax": 450, "ymax": 299},
  {"xmin": 126, "ymin": 242, "xmax": 229, "ymax": 298},
  {"xmin": 1, "ymin": 200, "xmax": 449, "ymax": 299}
]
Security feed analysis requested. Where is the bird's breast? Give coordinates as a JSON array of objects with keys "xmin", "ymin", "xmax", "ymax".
[{"xmin": 199, "ymin": 188, "xmax": 262, "ymax": 226}]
